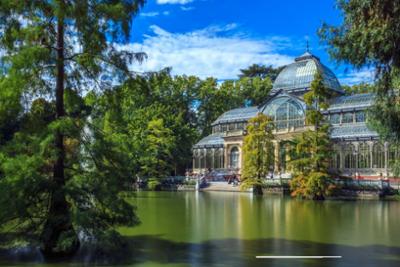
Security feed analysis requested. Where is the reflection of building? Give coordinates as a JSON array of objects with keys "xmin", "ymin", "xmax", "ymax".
[{"xmin": 192, "ymin": 52, "xmax": 398, "ymax": 179}]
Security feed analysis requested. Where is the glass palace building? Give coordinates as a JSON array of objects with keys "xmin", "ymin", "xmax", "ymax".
[{"xmin": 192, "ymin": 52, "xmax": 398, "ymax": 180}]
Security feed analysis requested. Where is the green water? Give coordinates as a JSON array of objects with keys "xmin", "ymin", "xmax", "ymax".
[
  {"xmin": 118, "ymin": 191, "xmax": 400, "ymax": 267},
  {"xmin": 2, "ymin": 191, "xmax": 400, "ymax": 266}
]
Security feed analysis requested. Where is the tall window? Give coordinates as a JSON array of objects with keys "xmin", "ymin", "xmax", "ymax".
[
  {"xmin": 331, "ymin": 145, "xmax": 341, "ymax": 169},
  {"xmin": 358, "ymin": 143, "xmax": 370, "ymax": 168},
  {"xmin": 344, "ymin": 144, "xmax": 356, "ymax": 169},
  {"xmin": 229, "ymin": 147, "xmax": 240, "ymax": 169},
  {"xmin": 194, "ymin": 149, "xmax": 200, "ymax": 169},
  {"xmin": 372, "ymin": 143, "xmax": 385, "ymax": 168},
  {"xmin": 213, "ymin": 148, "xmax": 224, "ymax": 169},
  {"xmin": 355, "ymin": 111, "xmax": 366, "ymax": 123},
  {"xmin": 389, "ymin": 144, "xmax": 399, "ymax": 168},
  {"xmin": 206, "ymin": 149, "xmax": 213, "ymax": 169}
]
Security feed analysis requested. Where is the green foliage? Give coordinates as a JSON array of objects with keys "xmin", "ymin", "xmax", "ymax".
[
  {"xmin": 241, "ymin": 113, "xmax": 275, "ymax": 194},
  {"xmin": 147, "ymin": 178, "xmax": 161, "ymax": 191},
  {"xmin": 90, "ymin": 72, "xmax": 199, "ymax": 179},
  {"xmin": 342, "ymin": 82, "xmax": 376, "ymax": 95},
  {"xmin": 239, "ymin": 64, "xmax": 285, "ymax": 82},
  {"xmin": 319, "ymin": 0, "xmax": 400, "ymax": 175},
  {"xmin": 197, "ymin": 75, "xmax": 273, "ymax": 136},
  {"xmin": 319, "ymin": 0, "xmax": 400, "ymax": 71},
  {"xmin": 0, "ymin": 0, "xmax": 146, "ymax": 255},
  {"xmin": 289, "ymin": 71, "xmax": 334, "ymax": 200}
]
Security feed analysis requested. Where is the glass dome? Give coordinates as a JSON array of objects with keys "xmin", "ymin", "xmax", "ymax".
[{"xmin": 271, "ymin": 52, "xmax": 343, "ymax": 94}]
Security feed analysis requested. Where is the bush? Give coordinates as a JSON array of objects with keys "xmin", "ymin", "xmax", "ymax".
[
  {"xmin": 147, "ymin": 178, "xmax": 161, "ymax": 191},
  {"xmin": 184, "ymin": 179, "xmax": 197, "ymax": 186}
]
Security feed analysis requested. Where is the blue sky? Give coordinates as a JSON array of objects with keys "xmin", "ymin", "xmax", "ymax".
[{"xmin": 123, "ymin": 0, "xmax": 373, "ymax": 85}]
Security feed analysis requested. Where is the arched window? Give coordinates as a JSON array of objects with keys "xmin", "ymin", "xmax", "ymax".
[
  {"xmin": 358, "ymin": 143, "xmax": 370, "ymax": 169},
  {"xmin": 262, "ymin": 97, "xmax": 305, "ymax": 130},
  {"xmin": 229, "ymin": 147, "xmax": 240, "ymax": 169},
  {"xmin": 344, "ymin": 144, "xmax": 356, "ymax": 169},
  {"xmin": 372, "ymin": 143, "xmax": 385, "ymax": 168}
]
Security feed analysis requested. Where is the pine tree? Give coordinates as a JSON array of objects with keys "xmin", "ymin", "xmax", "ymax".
[
  {"xmin": 0, "ymin": 1, "xmax": 146, "ymax": 256},
  {"xmin": 241, "ymin": 113, "xmax": 275, "ymax": 195},
  {"xmin": 289, "ymin": 71, "xmax": 334, "ymax": 200}
]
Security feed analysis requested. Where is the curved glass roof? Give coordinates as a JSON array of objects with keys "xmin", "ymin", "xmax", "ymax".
[
  {"xmin": 328, "ymin": 93, "xmax": 375, "ymax": 111},
  {"xmin": 330, "ymin": 123, "xmax": 378, "ymax": 140},
  {"xmin": 211, "ymin": 106, "xmax": 258, "ymax": 125},
  {"xmin": 272, "ymin": 52, "xmax": 343, "ymax": 94},
  {"xmin": 193, "ymin": 133, "xmax": 224, "ymax": 148}
]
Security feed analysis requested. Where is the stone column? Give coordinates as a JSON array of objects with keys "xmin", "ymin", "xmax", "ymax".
[
  {"xmin": 203, "ymin": 148, "xmax": 207, "ymax": 170},
  {"xmin": 354, "ymin": 142, "xmax": 359, "ymax": 177},
  {"xmin": 220, "ymin": 148, "xmax": 223, "ymax": 169},
  {"xmin": 369, "ymin": 141, "xmax": 373, "ymax": 169},
  {"xmin": 274, "ymin": 141, "xmax": 280, "ymax": 174},
  {"xmin": 224, "ymin": 146, "xmax": 229, "ymax": 169},
  {"xmin": 211, "ymin": 148, "xmax": 215, "ymax": 169}
]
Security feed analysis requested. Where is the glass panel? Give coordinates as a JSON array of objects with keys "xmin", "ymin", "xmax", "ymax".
[
  {"xmin": 214, "ymin": 149, "xmax": 220, "ymax": 169},
  {"xmin": 331, "ymin": 145, "xmax": 341, "ymax": 169},
  {"xmin": 194, "ymin": 150, "xmax": 200, "ymax": 169},
  {"xmin": 229, "ymin": 147, "xmax": 240, "ymax": 169},
  {"xmin": 342, "ymin": 113, "xmax": 354, "ymax": 123},
  {"xmin": 200, "ymin": 150, "xmax": 206, "ymax": 169},
  {"xmin": 330, "ymin": 114, "xmax": 340, "ymax": 124},
  {"xmin": 358, "ymin": 143, "xmax": 370, "ymax": 168},
  {"xmin": 389, "ymin": 144, "xmax": 399, "ymax": 167},
  {"xmin": 355, "ymin": 111, "xmax": 366, "ymax": 123},
  {"xmin": 372, "ymin": 143, "xmax": 385, "ymax": 168},
  {"xmin": 264, "ymin": 97, "xmax": 305, "ymax": 130},
  {"xmin": 236, "ymin": 122, "xmax": 244, "ymax": 130},
  {"xmin": 206, "ymin": 149, "xmax": 213, "ymax": 169},
  {"xmin": 344, "ymin": 144, "xmax": 356, "ymax": 169}
]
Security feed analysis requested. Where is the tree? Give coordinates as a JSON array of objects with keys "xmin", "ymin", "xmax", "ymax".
[
  {"xmin": 289, "ymin": 72, "xmax": 334, "ymax": 200},
  {"xmin": 241, "ymin": 113, "xmax": 275, "ymax": 195},
  {"xmin": 239, "ymin": 64, "xmax": 285, "ymax": 82},
  {"xmin": 197, "ymin": 78, "xmax": 241, "ymax": 137},
  {"xmin": 0, "ymin": 1, "xmax": 146, "ymax": 256},
  {"xmin": 236, "ymin": 77, "xmax": 273, "ymax": 106},
  {"xmin": 319, "ymin": 0, "xmax": 400, "ymax": 174},
  {"xmin": 342, "ymin": 82, "xmax": 375, "ymax": 95}
]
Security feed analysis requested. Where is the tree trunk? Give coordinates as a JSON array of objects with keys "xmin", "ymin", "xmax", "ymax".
[{"xmin": 40, "ymin": 13, "xmax": 80, "ymax": 257}]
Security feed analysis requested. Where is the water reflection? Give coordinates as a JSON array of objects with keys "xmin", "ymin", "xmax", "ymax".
[{"xmin": 1, "ymin": 191, "xmax": 399, "ymax": 267}]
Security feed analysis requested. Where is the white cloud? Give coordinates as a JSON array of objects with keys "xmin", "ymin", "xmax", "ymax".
[
  {"xmin": 140, "ymin": 12, "xmax": 160, "ymax": 17},
  {"xmin": 181, "ymin": 6, "xmax": 195, "ymax": 11},
  {"xmin": 157, "ymin": 0, "xmax": 194, "ymax": 4},
  {"xmin": 121, "ymin": 24, "xmax": 293, "ymax": 79},
  {"xmin": 140, "ymin": 11, "xmax": 171, "ymax": 17},
  {"xmin": 338, "ymin": 68, "xmax": 375, "ymax": 85}
]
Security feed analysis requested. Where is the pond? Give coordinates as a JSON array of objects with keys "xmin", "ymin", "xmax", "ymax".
[{"xmin": 2, "ymin": 191, "xmax": 400, "ymax": 267}]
